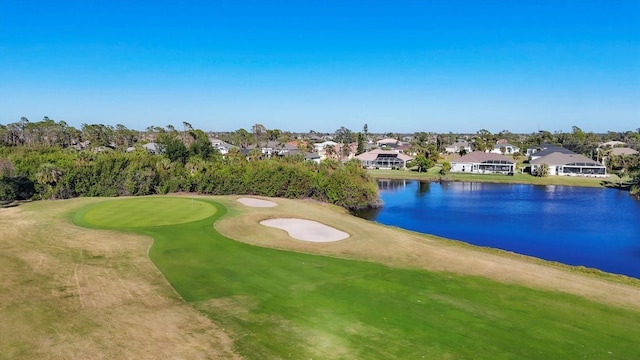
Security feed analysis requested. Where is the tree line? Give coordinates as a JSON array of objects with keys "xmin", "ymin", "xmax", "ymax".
[
  {"xmin": 0, "ymin": 145, "xmax": 380, "ymax": 209},
  {"xmin": 2, "ymin": 117, "xmax": 639, "ymax": 202},
  {"xmin": 0, "ymin": 118, "xmax": 380, "ymax": 208}
]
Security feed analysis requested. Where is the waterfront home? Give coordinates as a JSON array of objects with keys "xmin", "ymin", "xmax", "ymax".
[
  {"xmin": 451, "ymin": 151, "xmax": 515, "ymax": 174},
  {"xmin": 530, "ymin": 152, "xmax": 607, "ymax": 177},
  {"xmin": 356, "ymin": 149, "xmax": 414, "ymax": 169}
]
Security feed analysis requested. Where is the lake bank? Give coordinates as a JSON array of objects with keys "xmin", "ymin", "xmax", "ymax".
[
  {"xmin": 356, "ymin": 180, "xmax": 640, "ymax": 279},
  {"xmin": 367, "ymin": 167, "xmax": 622, "ymax": 188}
]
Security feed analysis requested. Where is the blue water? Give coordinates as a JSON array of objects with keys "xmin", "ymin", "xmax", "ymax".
[{"xmin": 357, "ymin": 180, "xmax": 640, "ymax": 279}]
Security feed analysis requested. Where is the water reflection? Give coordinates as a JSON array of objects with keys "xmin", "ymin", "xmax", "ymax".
[
  {"xmin": 417, "ymin": 181, "xmax": 430, "ymax": 196},
  {"xmin": 354, "ymin": 206, "xmax": 381, "ymax": 220},
  {"xmin": 377, "ymin": 179, "xmax": 409, "ymax": 191}
]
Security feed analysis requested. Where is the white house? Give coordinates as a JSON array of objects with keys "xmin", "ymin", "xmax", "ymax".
[
  {"xmin": 376, "ymin": 138, "xmax": 401, "ymax": 148},
  {"xmin": 451, "ymin": 151, "xmax": 515, "ymax": 174},
  {"xmin": 355, "ymin": 149, "xmax": 414, "ymax": 169},
  {"xmin": 209, "ymin": 138, "xmax": 237, "ymax": 155},
  {"xmin": 489, "ymin": 143, "xmax": 520, "ymax": 155},
  {"xmin": 445, "ymin": 140, "xmax": 472, "ymax": 154},
  {"xmin": 314, "ymin": 141, "xmax": 338, "ymax": 153},
  {"xmin": 530, "ymin": 152, "xmax": 607, "ymax": 177}
]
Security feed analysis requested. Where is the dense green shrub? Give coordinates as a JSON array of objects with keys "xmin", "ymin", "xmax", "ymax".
[{"xmin": 1, "ymin": 147, "xmax": 379, "ymax": 209}]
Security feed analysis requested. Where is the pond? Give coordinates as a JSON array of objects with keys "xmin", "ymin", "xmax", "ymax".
[{"xmin": 356, "ymin": 180, "xmax": 640, "ymax": 279}]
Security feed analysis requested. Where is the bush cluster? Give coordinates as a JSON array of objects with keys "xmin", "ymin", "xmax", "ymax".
[{"xmin": 0, "ymin": 147, "xmax": 379, "ymax": 210}]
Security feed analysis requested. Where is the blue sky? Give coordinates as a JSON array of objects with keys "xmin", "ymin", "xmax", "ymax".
[{"xmin": 1, "ymin": 0, "xmax": 638, "ymax": 134}]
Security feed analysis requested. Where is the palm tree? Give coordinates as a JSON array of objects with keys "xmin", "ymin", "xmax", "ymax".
[
  {"xmin": 185, "ymin": 158, "xmax": 205, "ymax": 176},
  {"xmin": 535, "ymin": 163, "xmax": 550, "ymax": 177},
  {"xmin": 324, "ymin": 145, "xmax": 337, "ymax": 160},
  {"xmin": 36, "ymin": 163, "xmax": 63, "ymax": 198},
  {"xmin": 252, "ymin": 124, "xmax": 266, "ymax": 147}
]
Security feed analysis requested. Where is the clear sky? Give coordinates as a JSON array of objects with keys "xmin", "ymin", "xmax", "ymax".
[{"xmin": 1, "ymin": 0, "xmax": 638, "ymax": 134}]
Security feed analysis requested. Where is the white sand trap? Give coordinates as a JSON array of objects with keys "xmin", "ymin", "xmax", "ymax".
[
  {"xmin": 260, "ymin": 218, "xmax": 350, "ymax": 242},
  {"xmin": 236, "ymin": 197, "xmax": 278, "ymax": 207}
]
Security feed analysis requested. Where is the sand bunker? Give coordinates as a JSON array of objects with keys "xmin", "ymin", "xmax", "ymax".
[
  {"xmin": 236, "ymin": 197, "xmax": 278, "ymax": 208},
  {"xmin": 260, "ymin": 218, "xmax": 350, "ymax": 242}
]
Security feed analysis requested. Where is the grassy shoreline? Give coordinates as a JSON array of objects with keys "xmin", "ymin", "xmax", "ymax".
[{"xmin": 368, "ymin": 166, "xmax": 621, "ymax": 188}]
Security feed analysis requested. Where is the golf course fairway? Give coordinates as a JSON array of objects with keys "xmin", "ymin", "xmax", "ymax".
[{"xmin": 69, "ymin": 196, "xmax": 640, "ymax": 359}]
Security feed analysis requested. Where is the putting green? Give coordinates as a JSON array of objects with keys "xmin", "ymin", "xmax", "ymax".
[{"xmin": 80, "ymin": 197, "xmax": 216, "ymax": 228}]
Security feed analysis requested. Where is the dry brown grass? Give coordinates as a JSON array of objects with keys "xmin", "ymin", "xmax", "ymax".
[
  {"xmin": 215, "ymin": 195, "xmax": 640, "ymax": 311},
  {"xmin": 0, "ymin": 198, "xmax": 241, "ymax": 360}
]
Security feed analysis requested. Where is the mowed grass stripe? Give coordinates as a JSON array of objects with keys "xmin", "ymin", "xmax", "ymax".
[
  {"xmin": 79, "ymin": 197, "xmax": 216, "ymax": 228},
  {"xmin": 75, "ymin": 197, "xmax": 640, "ymax": 360}
]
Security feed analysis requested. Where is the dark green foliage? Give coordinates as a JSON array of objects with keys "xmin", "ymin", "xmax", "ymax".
[
  {"xmin": 188, "ymin": 129, "xmax": 217, "ymax": 160},
  {"xmin": 440, "ymin": 162, "xmax": 451, "ymax": 175},
  {"xmin": 408, "ymin": 155, "xmax": 434, "ymax": 173},
  {"xmin": 630, "ymin": 163, "xmax": 640, "ymax": 198},
  {"xmin": 1, "ymin": 146, "xmax": 379, "ymax": 209},
  {"xmin": 159, "ymin": 135, "xmax": 189, "ymax": 164},
  {"xmin": 356, "ymin": 132, "xmax": 365, "ymax": 155},
  {"xmin": 0, "ymin": 177, "xmax": 16, "ymax": 201},
  {"xmin": 536, "ymin": 163, "xmax": 550, "ymax": 177}
]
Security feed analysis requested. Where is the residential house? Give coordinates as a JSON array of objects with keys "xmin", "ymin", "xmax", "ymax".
[
  {"xmin": 528, "ymin": 145, "xmax": 574, "ymax": 160},
  {"xmin": 530, "ymin": 152, "xmax": 607, "ymax": 177},
  {"xmin": 246, "ymin": 141, "xmax": 282, "ymax": 156},
  {"xmin": 599, "ymin": 140, "xmax": 626, "ymax": 148},
  {"xmin": 376, "ymin": 138, "xmax": 401, "ymax": 148},
  {"xmin": 304, "ymin": 152, "xmax": 321, "ymax": 164},
  {"xmin": 451, "ymin": 151, "xmax": 515, "ymax": 174},
  {"xmin": 355, "ymin": 149, "xmax": 414, "ymax": 169},
  {"xmin": 314, "ymin": 141, "xmax": 339, "ymax": 160},
  {"xmin": 209, "ymin": 137, "xmax": 237, "ymax": 155},
  {"xmin": 489, "ymin": 142, "xmax": 520, "ymax": 155},
  {"xmin": 445, "ymin": 140, "xmax": 472, "ymax": 154},
  {"xmin": 610, "ymin": 147, "xmax": 639, "ymax": 156},
  {"xmin": 601, "ymin": 147, "xmax": 638, "ymax": 169}
]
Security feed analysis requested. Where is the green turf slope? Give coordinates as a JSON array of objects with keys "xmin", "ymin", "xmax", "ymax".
[{"xmin": 75, "ymin": 197, "xmax": 640, "ymax": 360}]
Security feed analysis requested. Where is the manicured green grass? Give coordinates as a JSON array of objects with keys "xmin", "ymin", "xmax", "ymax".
[
  {"xmin": 75, "ymin": 197, "xmax": 640, "ymax": 359},
  {"xmin": 77, "ymin": 197, "xmax": 216, "ymax": 228}
]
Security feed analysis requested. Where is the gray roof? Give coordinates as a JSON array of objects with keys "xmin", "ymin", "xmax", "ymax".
[
  {"xmin": 530, "ymin": 152, "xmax": 604, "ymax": 166},
  {"xmin": 449, "ymin": 140, "xmax": 470, "ymax": 148},
  {"xmin": 142, "ymin": 142, "xmax": 159, "ymax": 153},
  {"xmin": 453, "ymin": 151, "xmax": 515, "ymax": 164},
  {"xmin": 530, "ymin": 146, "xmax": 574, "ymax": 158},
  {"xmin": 355, "ymin": 149, "xmax": 413, "ymax": 162},
  {"xmin": 493, "ymin": 143, "xmax": 518, "ymax": 148}
]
